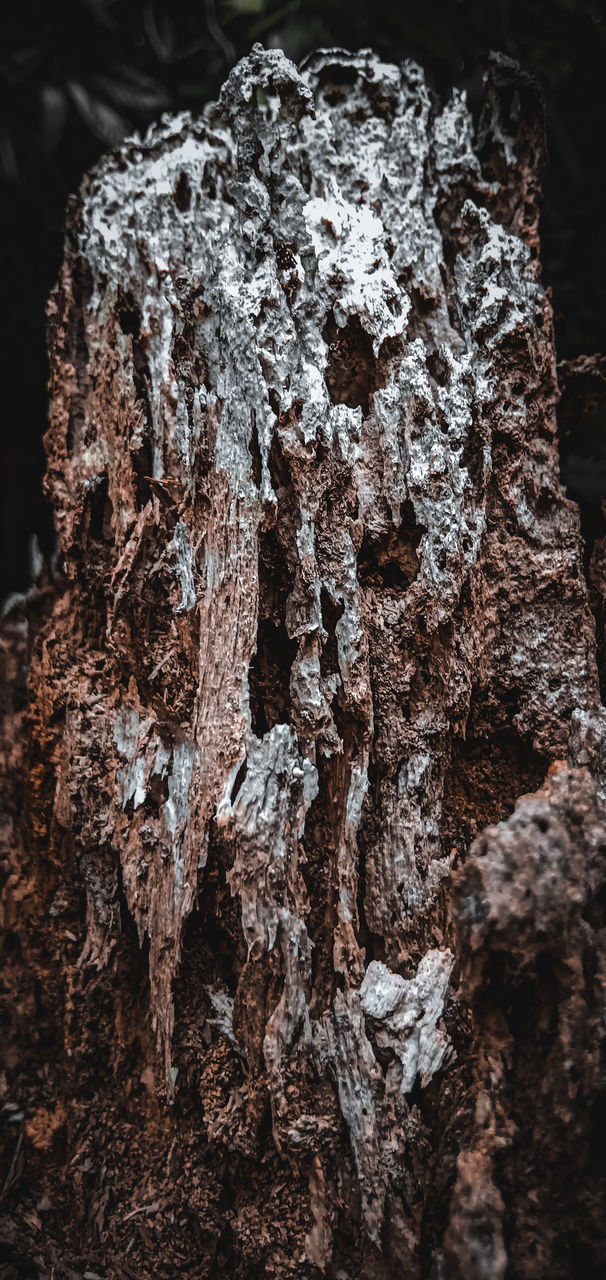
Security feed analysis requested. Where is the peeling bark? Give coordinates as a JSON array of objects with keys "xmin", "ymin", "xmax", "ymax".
[{"xmin": 1, "ymin": 45, "xmax": 606, "ymax": 1280}]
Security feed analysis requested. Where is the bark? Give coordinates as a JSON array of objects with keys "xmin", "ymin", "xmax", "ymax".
[{"xmin": 1, "ymin": 44, "xmax": 606, "ymax": 1280}]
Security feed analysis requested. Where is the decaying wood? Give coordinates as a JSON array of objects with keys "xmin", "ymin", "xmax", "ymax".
[{"xmin": 1, "ymin": 45, "xmax": 605, "ymax": 1279}]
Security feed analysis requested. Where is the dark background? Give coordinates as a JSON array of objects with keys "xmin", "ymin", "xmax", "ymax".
[{"xmin": 1, "ymin": 0, "xmax": 605, "ymax": 598}]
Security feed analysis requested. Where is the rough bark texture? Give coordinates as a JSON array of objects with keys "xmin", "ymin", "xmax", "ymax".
[{"xmin": 1, "ymin": 45, "xmax": 606, "ymax": 1280}]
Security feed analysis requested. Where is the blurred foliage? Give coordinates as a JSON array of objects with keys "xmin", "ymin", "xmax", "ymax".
[{"xmin": 1, "ymin": 0, "xmax": 605, "ymax": 593}]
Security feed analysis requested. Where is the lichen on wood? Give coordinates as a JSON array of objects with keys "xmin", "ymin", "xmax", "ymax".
[{"xmin": 2, "ymin": 43, "xmax": 606, "ymax": 1280}]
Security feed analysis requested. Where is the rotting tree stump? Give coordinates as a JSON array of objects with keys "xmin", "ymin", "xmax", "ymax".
[{"xmin": 1, "ymin": 44, "xmax": 606, "ymax": 1280}]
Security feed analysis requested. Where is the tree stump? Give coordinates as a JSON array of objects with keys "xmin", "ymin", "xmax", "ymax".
[{"xmin": 1, "ymin": 45, "xmax": 605, "ymax": 1280}]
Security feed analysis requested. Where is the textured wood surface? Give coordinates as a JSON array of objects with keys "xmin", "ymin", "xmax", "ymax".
[{"xmin": 1, "ymin": 45, "xmax": 605, "ymax": 1280}]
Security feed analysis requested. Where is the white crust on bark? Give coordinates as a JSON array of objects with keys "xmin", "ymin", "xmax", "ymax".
[{"xmin": 46, "ymin": 44, "xmax": 602, "ymax": 1254}]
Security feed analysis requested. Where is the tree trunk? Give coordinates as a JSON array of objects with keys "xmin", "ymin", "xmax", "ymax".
[{"xmin": 1, "ymin": 45, "xmax": 605, "ymax": 1280}]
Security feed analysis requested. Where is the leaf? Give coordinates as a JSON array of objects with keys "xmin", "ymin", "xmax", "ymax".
[
  {"xmin": 218, "ymin": 0, "xmax": 263, "ymax": 17},
  {"xmin": 0, "ymin": 122, "xmax": 18, "ymax": 181},
  {"xmin": 67, "ymin": 81, "xmax": 128, "ymax": 145},
  {"xmin": 89, "ymin": 68, "xmax": 168, "ymax": 114},
  {"xmin": 143, "ymin": 2, "xmax": 175, "ymax": 63},
  {"xmin": 40, "ymin": 84, "xmax": 68, "ymax": 152},
  {"xmin": 81, "ymin": 0, "xmax": 117, "ymax": 28}
]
